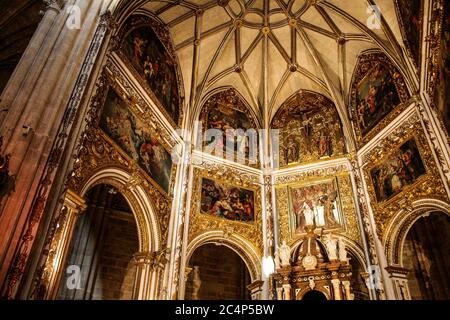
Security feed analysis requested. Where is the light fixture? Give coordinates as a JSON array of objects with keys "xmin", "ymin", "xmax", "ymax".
[{"xmin": 262, "ymin": 255, "xmax": 275, "ymax": 278}]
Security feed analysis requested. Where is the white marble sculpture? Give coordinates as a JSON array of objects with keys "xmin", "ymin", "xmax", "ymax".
[
  {"xmin": 325, "ymin": 235, "xmax": 338, "ymax": 260},
  {"xmin": 279, "ymin": 240, "xmax": 291, "ymax": 267},
  {"xmin": 302, "ymin": 202, "xmax": 315, "ymax": 226},
  {"xmin": 338, "ymin": 237, "xmax": 348, "ymax": 262},
  {"xmin": 192, "ymin": 266, "xmax": 201, "ymax": 300}
]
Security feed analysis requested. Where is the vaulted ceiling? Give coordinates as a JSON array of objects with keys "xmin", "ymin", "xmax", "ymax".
[{"xmin": 114, "ymin": 0, "xmax": 416, "ymax": 132}]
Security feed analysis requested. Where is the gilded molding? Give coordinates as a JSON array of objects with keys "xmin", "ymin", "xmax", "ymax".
[
  {"xmin": 362, "ymin": 113, "xmax": 448, "ymax": 240},
  {"xmin": 188, "ymin": 167, "xmax": 263, "ymax": 255},
  {"xmin": 275, "ymin": 169, "xmax": 361, "ymax": 247}
]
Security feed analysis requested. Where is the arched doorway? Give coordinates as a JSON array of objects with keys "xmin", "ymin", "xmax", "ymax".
[
  {"xmin": 57, "ymin": 184, "xmax": 139, "ymax": 300},
  {"xmin": 402, "ymin": 212, "xmax": 450, "ymax": 300},
  {"xmin": 302, "ymin": 290, "xmax": 327, "ymax": 301},
  {"xmin": 185, "ymin": 244, "xmax": 251, "ymax": 300}
]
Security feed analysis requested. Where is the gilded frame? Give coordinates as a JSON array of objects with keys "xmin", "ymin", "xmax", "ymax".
[{"xmin": 189, "ymin": 167, "xmax": 263, "ymax": 254}]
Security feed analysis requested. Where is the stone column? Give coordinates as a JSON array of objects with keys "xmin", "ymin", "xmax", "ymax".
[
  {"xmin": 331, "ymin": 279, "xmax": 342, "ymax": 300},
  {"xmin": 385, "ymin": 266, "xmax": 411, "ymax": 300},
  {"xmin": 41, "ymin": 189, "xmax": 86, "ymax": 300},
  {"xmin": 276, "ymin": 287, "xmax": 283, "ymax": 300},
  {"xmin": 282, "ymin": 284, "xmax": 291, "ymax": 300},
  {"xmin": 341, "ymin": 280, "xmax": 352, "ymax": 300},
  {"xmin": 247, "ymin": 280, "xmax": 264, "ymax": 300},
  {"xmin": 0, "ymin": 0, "xmax": 112, "ymax": 299},
  {"xmin": 133, "ymin": 251, "xmax": 165, "ymax": 300}
]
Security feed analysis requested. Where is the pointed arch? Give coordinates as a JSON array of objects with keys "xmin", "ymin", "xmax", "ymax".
[{"xmin": 348, "ymin": 50, "xmax": 410, "ymax": 145}]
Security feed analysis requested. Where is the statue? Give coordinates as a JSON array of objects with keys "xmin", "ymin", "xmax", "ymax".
[
  {"xmin": 324, "ymin": 234, "xmax": 338, "ymax": 260},
  {"xmin": 192, "ymin": 266, "xmax": 201, "ymax": 300},
  {"xmin": 274, "ymin": 251, "xmax": 281, "ymax": 270},
  {"xmin": 338, "ymin": 237, "xmax": 348, "ymax": 262},
  {"xmin": 278, "ymin": 240, "xmax": 291, "ymax": 267},
  {"xmin": 302, "ymin": 202, "xmax": 315, "ymax": 227}
]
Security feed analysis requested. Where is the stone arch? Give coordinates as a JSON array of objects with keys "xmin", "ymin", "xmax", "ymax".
[
  {"xmin": 296, "ymin": 286, "xmax": 332, "ymax": 300},
  {"xmin": 384, "ymin": 198, "xmax": 450, "ymax": 266},
  {"xmin": 186, "ymin": 231, "xmax": 261, "ymax": 283},
  {"xmin": 79, "ymin": 167, "xmax": 161, "ymax": 253}
]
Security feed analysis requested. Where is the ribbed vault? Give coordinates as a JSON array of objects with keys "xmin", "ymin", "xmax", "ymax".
[{"xmin": 110, "ymin": 0, "xmax": 417, "ymax": 149}]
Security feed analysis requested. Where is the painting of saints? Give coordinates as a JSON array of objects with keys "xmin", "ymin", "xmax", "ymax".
[
  {"xmin": 290, "ymin": 180, "xmax": 342, "ymax": 233},
  {"xmin": 122, "ymin": 24, "xmax": 180, "ymax": 123},
  {"xmin": 318, "ymin": 130, "xmax": 332, "ymax": 158},
  {"xmin": 200, "ymin": 178, "xmax": 255, "ymax": 222},
  {"xmin": 355, "ymin": 62, "xmax": 401, "ymax": 135},
  {"xmin": 100, "ymin": 89, "xmax": 173, "ymax": 193},
  {"xmin": 204, "ymin": 103, "xmax": 256, "ymax": 160},
  {"xmin": 370, "ymin": 138, "xmax": 426, "ymax": 202},
  {"xmin": 284, "ymin": 136, "xmax": 300, "ymax": 164}
]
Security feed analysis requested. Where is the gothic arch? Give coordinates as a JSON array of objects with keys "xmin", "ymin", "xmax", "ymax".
[
  {"xmin": 80, "ymin": 167, "xmax": 162, "ymax": 253},
  {"xmin": 196, "ymin": 86, "xmax": 262, "ymax": 130},
  {"xmin": 271, "ymin": 90, "xmax": 346, "ymax": 166},
  {"xmin": 111, "ymin": 11, "xmax": 185, "ymax": 126},
  {"xmin": 348, "ymin": 49, "xmax": 411, "ymax": 145},
  {"xmin": 384, "ymin": 198, "xmax": 450, "ymax": 266},
  {"xmin": 186, "ymin": 231, "xmax": 261, "ymax": 283}
]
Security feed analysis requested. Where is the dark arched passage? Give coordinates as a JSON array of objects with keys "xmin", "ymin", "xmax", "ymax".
[
  {"xmin": 185, "ymin": 243, "xmax": 251, "ymax": 300},
  {"xmin": 57, "ymin": 184, "xmax": 139, "ymax": 300},
  {"xmin": 403, "ymin": 212, "xmax": 450, "ymax": 300}
]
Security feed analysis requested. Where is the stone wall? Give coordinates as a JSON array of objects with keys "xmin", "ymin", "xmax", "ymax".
[
  {"xmin": 91, "ymin": 210, "xmax": 138, "ymax": 300},
  {"xmin": 185, "ymin": 244, "xmax": 251, "ymax": 300}
]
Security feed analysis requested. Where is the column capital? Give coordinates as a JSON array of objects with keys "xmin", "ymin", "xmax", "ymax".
[
  {"xmin": 385, "ymin": 266, "xmax": 410, "ymax": 278},
  {"xmin": 133, "ymin": 250, "xmax": 168, "ymax": 271},
  {"xmin": 43, "ymin": 0, "xmax": 65, "ymax": 13},
  {"xmin": 64, "ymin": 189, "xmax": 87, "ymax": 214}
]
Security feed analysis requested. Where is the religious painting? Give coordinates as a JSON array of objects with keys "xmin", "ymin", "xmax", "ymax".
[
  {"xmin": 436, "ymin": 2, "xmax": 450, "ymax": 135},
  {"xmin": 370, "ymin": 138, "xmax": 426, "ymax": 203},
  {"xmin": 272, "ymin": 91, "xmax": 345, "ymax": 167},
  {"xmin": 288, "ymin": 179, "xmax": 343, "ymax": 234},
  {"xmin": 121, "ymin": 21, "xmax": 180, "ymax": 123},
  {"xmin": 99, "ymin": 88, "xmax": 173, "ymax": 193},
  {"xmin": 200, "ymin": 178, "xmax": 255, "ymax": 222},
  {"xmin": 396, "ymin": 0, "xmax": 423, "ymax": 68},
  {"xmin": 355, "ymin": 62, "xmax": 401, "ymax": 135},
  {"xmin": 200, "ymin": 89, "xmax": 258, "ymax": 164}
]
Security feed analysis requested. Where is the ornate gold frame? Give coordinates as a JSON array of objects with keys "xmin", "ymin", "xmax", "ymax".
[
  {"xmin": 348, "ymin": 51, "xmax": 410, "ymax": 146},
  {"xmin": 362, "ymin": 112, "xmax": 448, "ymax": 239},
  {"xmin": 112, "ymin": 14, "xmax": 185, "ymax": 127},
  {"xmin": 275, "ymin": 170, "xmax": 361, "ymax": 246},
  {"xmin": 188, "ymin": 167, "xmax": 263, "ymax": 254},
  {"xmin": 198, "ymin": 88, "xmax": 261, "ymax": 167}
]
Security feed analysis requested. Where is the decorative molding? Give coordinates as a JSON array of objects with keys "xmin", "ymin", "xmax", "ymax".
[
  {"xmin": 362, "ymin": 113, "xmax": 448, "ymax": 240},
  {"xmin": 188, "ymin": 167, "xmax": 263, "ymax": 254}
]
